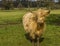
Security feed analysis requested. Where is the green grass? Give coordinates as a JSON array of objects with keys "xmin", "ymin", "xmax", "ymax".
[{"xmin": 0, "ymin": 9, "xmax": 60, "ymax": 46}]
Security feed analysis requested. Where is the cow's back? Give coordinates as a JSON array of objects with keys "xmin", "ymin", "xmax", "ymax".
[{"xmin": 23, "ymin": 12, "xmax": 37, "ymax": 33}]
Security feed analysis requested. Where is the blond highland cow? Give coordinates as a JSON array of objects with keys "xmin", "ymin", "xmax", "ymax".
[{"xmin": 22, "ymin": 8, "xmax": 50, "ymax": 46}]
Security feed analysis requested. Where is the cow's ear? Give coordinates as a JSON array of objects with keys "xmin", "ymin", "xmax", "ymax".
[
  {"xmin": 44, "ymin": 10, "xmax": 50, "ymax": 17},
  {"xmin": 47, "ymin": 11, "xmax": 50, "ymax": 17}
]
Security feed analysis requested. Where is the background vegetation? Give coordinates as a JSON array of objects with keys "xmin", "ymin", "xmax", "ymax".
[{"xmin": 0, "ymin": 0, "xmax": 60, "ymax": 10}]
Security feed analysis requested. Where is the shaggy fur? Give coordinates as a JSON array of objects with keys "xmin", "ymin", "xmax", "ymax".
[{"xmin": 22, "ymin": 8, "xmax": 50, "ymax": 40}]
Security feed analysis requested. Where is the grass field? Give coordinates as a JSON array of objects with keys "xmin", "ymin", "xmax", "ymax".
[{"xmin": 0, "ymin": 9, "xmax": 60, "ymax": 46}]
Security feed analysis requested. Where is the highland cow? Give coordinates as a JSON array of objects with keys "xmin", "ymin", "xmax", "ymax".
[{"xmin": 22, "ymin": 8, "xmax": 50, "ymax": 46}]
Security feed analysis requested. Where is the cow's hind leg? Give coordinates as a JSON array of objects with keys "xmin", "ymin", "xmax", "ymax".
[{"xmin": 37, "ymin": 37, "xmax": 40, "ymax": 46}]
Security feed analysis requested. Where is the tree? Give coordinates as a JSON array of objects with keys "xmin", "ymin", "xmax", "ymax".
[
  {"xmin": 17, "ymin": 0, "xmax": 23, "ymax": 9},
  {"xmin": 48, "ymin": 0, "xmax": 55, "ymax": 9},
  {"xmin": 2, "ymin": 0, "xmax": 14, "ymax": 10},
  {"xmin": 36, "ymin": 0, "xmax": 40, "ymax": 8},
  {"xmin": 9, "ymin": 0, "xmax": 14, "ymax": 9},
  {"xmin": 2, "ymin": 0, "xmax": 7, "ymax": 9}
]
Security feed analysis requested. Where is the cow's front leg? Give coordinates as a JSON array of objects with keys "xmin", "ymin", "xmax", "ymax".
[{"xmin": 32, "ymin": 39, "xmax": 35, "ymax": 46}]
